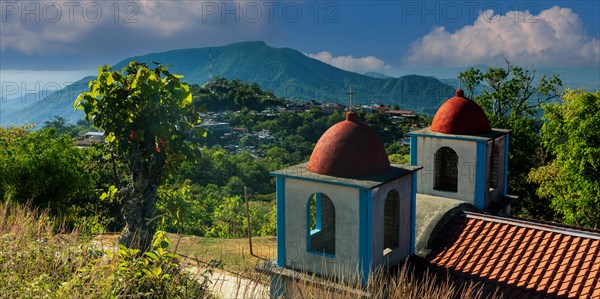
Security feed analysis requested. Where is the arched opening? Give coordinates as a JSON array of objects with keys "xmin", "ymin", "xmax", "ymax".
[
  {"xmin": 383, "ymin": 189, "xmax": 400, "ymax": 255},
  {"xmin": 489, "ymin": 144, "xmax": 500, "ymax": 190},
  {"xmin": 434, "ymin": 146, "xmax": 458, "ymax": 192},
  {"xmin": 307, "ymin": 193, "xmax": 335, "ymax": 255}
]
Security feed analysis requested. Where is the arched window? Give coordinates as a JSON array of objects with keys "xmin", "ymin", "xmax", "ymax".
[
  {"xmin": 307, "ymin": 193, "xmax": 335, "ymax": 255},
  {"xmin": 489, "ymin": 144, "xmax": 500, "ymax": 189},
  {"xmin": 383, "ymin": 190, "xmax": 400, "ymax": 255},
  {"xmin": 434, "ymin": 146, "xmax": 458, "ymax": 192}
]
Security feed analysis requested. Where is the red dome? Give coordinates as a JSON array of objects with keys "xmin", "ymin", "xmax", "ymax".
[
  {"xmin": 430, "ymin": 89, "xmax": 491, "ymax": 135},
  {"xmin": 307, "ymin": 111, "xmax": 390, "ymax": 178}
]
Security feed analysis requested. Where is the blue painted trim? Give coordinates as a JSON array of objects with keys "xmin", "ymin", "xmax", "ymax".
[
  {"xmin": 272, "ymin": 173, "xmax": 371, "ymax": 191},
  {"xmin": 306, "ymin": 197, "xmax": 311, "ymax": 253},
  {"xmin": 410, "ymin": 173, "xmax": 417, "ymax": 255},
  {"xmin": 276, "ymin": 177, "xmax": 286, "ymax": 267},
  {"xmin": 410, "ymin": 135, "xmax": 418, "ymax": 166},
  {"xmin": 474, "ymin": 142, "xmax": 487, "ymax": 209},
  {"xmin": 407, "ymin": 132, "xmax": 489, "ymax": 143},
  {"xmin": 503, "ymin": 134, "xmax": 510, "ymax": 196},
  {"xmin": 358, "ymin": 189, "xmax": 372, "ymax": 285},
  {"xmin": 270, "ymin": 276, "xmax": 286, "ymax": 299}
]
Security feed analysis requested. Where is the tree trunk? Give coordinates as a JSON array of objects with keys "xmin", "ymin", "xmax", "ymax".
[{"xmin": 118, "ymin": 153, "xmax": 161, "ymax": 251}]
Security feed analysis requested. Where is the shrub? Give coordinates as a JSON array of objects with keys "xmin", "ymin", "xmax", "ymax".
[{"xmin": 0, "ymin": 202, "xmax": 213, "ymax": 298}]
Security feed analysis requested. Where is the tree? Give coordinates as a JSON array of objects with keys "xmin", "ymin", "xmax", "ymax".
[
  {"xmin": 458, "ymin": 60, "xmax": 562, "ymax": 120},
  {"xmin": 207, "ymin": 196, "xmax": 246, "ymax": 238},
  {"xmin": 43, "ymin": 116, "xmax": 77, "ymax": 137},
  {"xmin": 0, "ymin": 127, "xmax": 95, "ymax": 214},
  {"xmin": 75, "ymin": 62, "xmax": 203, "ymax": 250},
  {"xmin": 458, "ymin": 61, "xmax": 563, "ymax": 220},
  {"xmin": 528, "ymin": 90, "xmax": 600, "ymax": 228}
]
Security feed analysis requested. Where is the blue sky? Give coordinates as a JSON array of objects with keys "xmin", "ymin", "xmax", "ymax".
[{"xmin": 1, "ymin": 1, "xmax": 599, "ymax": 75}]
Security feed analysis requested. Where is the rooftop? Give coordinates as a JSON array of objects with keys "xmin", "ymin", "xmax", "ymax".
[
  {"xmin": 407, "ymin": 127, "xmax": 511, "ymax": 142},
  {"xmin": 424, "ymin": 211, "xmax": 600, "ymax": 298},
  {"xmin": 271, "ymin": 163, "xmax": 421, "ymax": 190},
  {"xmin": 306, "ymin": 111, "xmax": 391, "ymax": 178},
  {"xmin": 430, "ymin": 89, "xmax": 492, "ymax": 135}
]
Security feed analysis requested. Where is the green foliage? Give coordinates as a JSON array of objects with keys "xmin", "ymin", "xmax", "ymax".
[
  {"xmin": 458, "ymin": 61, "xmax": 562, "ymax": 118},
  {"xmin": 76, "ymin": 62, "xmax": 203, "ymax": 250},
  {"xmin": 528, "ymin": 90, "xmax": 600, "ymax": 228},
  {"xmin": 177, "ymin": 146, "xmax": 276, "ymax": 195},
  {"xmin": 254, "ymin": 200, "xmax": 277, "ymax": 236},
  {"xmin": 207, "ymin": 196, "xmax": 246, "ymax": 238},
  {"xmin": 0, "ymin": 127, "xmax": 115, "ymax": 227},
  {"xmin": 459, "ymin": 62, "xmax": 563, "ymax": 221},
  {"xmin": 156, "ymin": 181, "xmax": 218, "ymax": 236},
  {"xmin": 0, "ymin": 203, "xmax": 212, "ymax": 298},
  {"xmin": 191, "ymin": 77, "xmax": 286, "ymax": 111},
  {"xmin": 75, "ymin": 62, "xmax": 202, "ymax": 168},
  {"xmin": 103, "ymin": 231, "xmax": 211, "ymax": 298}
]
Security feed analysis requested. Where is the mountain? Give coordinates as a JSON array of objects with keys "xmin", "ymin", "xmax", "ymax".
[
  {"xmin": 364, "ymin": 72, "xmax": 391, "ymax": 79},
  {"xmin": 2, "ymin": 41, "xmax": 455, "ymax": 126},
  {"xmin": 1, "ymin": 78, "xmax": 93, "ymax": 126}
]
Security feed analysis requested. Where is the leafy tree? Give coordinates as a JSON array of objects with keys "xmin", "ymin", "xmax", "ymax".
[
  {"xmin": 528, "ymin": 90, "xmax": 600, "ymax": 228},
  {"xmin": 207, "ymin": 196, "xmax": 246, "ymax": 238},
  {"xmin": 156, "ymin": 181, "xmax": 218, "ymax": 236},
  {"xmin": 459, "ymin": 61, "xmax": 562, "ymax": 119},
  {"xmin": 75, "ymin": 62, "xmax": 203, "ymax": 250},
  {"xmin": 0, "ymin": 126, "xmax": 117, "ymax": 232},
  {"xmin": 458, "ymin": 61, "xmax": 562, "ymax": 220},
  {"xmin": 43, "ymin": 116, "xmax": 78, "ymax": 137},
  {"xmin": 191, "ymin": 77, "xmax": 286, "ymax": 111}
]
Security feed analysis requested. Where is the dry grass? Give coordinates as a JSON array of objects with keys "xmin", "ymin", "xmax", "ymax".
[
  {"xmin": 169, "ymin": 235, "xmax": 276, "ymax": 273},
  {"xmin": 92, "ymin": 233, "xmax": 277, "ymax": 274},
  {"xmin": 1, "ymin": 203, "xmax": 497, "ymax": 298},
  {"xmin": 0, "ymin": 202, "xmax": 211, "ymax": 299}
]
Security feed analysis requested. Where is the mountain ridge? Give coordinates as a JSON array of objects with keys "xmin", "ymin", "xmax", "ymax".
[{"xmin": 2, "ymin": 41, "xmax": 454, "ymax": 125}]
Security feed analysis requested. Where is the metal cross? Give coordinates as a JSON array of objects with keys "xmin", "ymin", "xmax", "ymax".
[{"xmin": 347, "ymin": 85, "xmax": 355, "ymax": 110}]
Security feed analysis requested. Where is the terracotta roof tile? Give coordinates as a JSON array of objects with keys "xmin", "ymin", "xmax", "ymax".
[{"xmin": 425, "ymin": 212, "xmax": 600, "ymax": 299}]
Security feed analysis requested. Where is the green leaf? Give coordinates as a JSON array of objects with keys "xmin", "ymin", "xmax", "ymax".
[
  {"xmin": 144, "ymin": 251, "xmax": 159, "ymax": 261},
  {"xmin": 182, "ymin": 92, "xmax": 192, "ymax": 106},
  {"xmin": 152, "ymin": 266, "xmax": 162, "ymax": 277},
  {"xmin": 105, "ymin": 132, "xmax": 116, "ymax": 143},
  {"xmin": 74, "ymin": 93, "xmax": 85, "ymax": 109},
  {"xmin": 106, "ymin": 73, "xmax": 114, "ymax": 86}
]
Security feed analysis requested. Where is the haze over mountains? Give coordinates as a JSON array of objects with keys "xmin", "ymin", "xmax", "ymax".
[
  {"xmin": 4, "ymin": 41, "xmax": 597, "ymax": 126},
  {"xmin": 1, "ymin": 41, "xmax": 460, "ymax": 126}
]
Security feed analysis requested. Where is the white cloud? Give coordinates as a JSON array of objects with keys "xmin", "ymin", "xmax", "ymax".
[
  {"xmin": 0, "ymin": 0, "xmax": 279, "ymax": 54},
  {"xmin": 404, "ymin": 6, "xmax": 600, "ymax": 67},
  {"xmin": 306, "ymin": 51, "xmax": 391, "ymax": 73}
]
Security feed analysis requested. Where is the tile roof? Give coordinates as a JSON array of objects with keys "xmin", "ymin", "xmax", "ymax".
[{"xmin": 426, "ymin": 212, "xmax": 600, "ymax": 299}]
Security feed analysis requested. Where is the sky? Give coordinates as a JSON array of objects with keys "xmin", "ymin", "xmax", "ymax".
[{"xmin": 0, "ymin": 0, "xmax": 599, "ymax": 94}]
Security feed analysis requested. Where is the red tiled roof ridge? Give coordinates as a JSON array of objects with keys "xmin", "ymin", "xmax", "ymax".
[{"xmin": 463, "ymin": 211, "xmax": 600, "ymax": 240}]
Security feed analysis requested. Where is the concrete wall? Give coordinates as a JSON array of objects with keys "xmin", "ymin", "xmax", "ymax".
[
  {"xmin": 415, "ymin": 136, "xmax": 478, "ymax": 204},
  {"xmin": 370, "ymin": 175, "xmax": 412, "ymax": 269},
  {"xmin": 283, "ymin": 178, "xmax": 360, "ymax": 279},
  {"xmin": 484, "ymin": 135, "xmax": 507, "ymax": 208}
]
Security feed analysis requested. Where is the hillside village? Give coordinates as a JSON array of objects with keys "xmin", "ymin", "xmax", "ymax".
[
  {"xmin": 198, "ymin": 101, "xmax": 417, "ymax": 151},
  {"xmin": 76, "ymin": 95, "xmax": 422, "ymax": 155}
]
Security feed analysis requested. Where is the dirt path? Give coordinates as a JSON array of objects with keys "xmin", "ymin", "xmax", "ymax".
[
  {"xmin": 91, "ymin": 234, "xmax": 271, "ymax": 298},
  {"xmin": 184, "ymin": 263, "xmax": 270, "ymax": 299}
]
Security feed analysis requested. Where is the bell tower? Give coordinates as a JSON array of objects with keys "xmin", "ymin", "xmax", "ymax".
[{"xmin": 407, "ymin": 90, "xmax": 511, "ymax": 210}]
